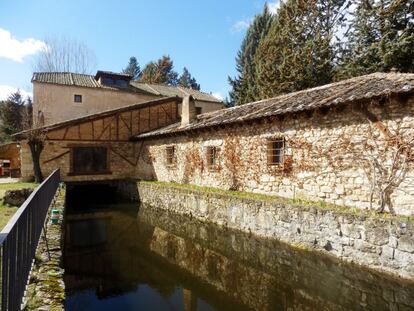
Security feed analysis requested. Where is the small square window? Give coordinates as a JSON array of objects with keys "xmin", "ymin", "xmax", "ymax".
[
  {"xmin": 206, "ymin": 146, "xmax": 219, "ymax": 169},
  {"xmin": 166, "ymin": 146, "xmax": 176, "ymax": 166},
  {"xmin": 267, "ymin": 138, "xmax": 285, "ymax": 165},
  {"xmin": 196, "ymin": 107, "xmax": 202, "ymax": 115},
  {"xmin": 74, "ymin": 95, "xmax": 82, "ymax": 103}
]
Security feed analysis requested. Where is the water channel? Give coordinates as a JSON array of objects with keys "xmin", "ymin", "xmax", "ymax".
[{"xmin": 63, "ymin": 185, "xmax": 414, "ymax": 311}]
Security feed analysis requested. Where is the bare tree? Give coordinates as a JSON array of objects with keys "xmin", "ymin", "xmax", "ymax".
[
  {"xmin": 22, "ymin": 109, "xmax": 45, "ymax": 183},
  {"xmin": 33, "ymin": 35, "xmax": 97, "ymax": 74}
]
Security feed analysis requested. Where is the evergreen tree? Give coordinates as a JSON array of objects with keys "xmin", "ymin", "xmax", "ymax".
[
  {"xmin": 336, "ymin": 0, "xmax": 414, "ymax": 79},
  {"xmin": 0, "ymin": 91, "xmax": 25, "ymax": 140},
  {"xmin": 228, "ymin": 5, "xmax": 273, "ymax": 105},
  {"xmin": 122, "ymin": 56, "xmax": 141, "ymax": 80},
  {"xmin": 178, "ymin": 67, "xmax": 200, "ymax": 90},
  {"xmin": 140, "ymin": 55, "xmax": 178, "ymax": 85},
  {"xmin": 254, "ymin": 0, "xmax": 349, "ymax": 98}
]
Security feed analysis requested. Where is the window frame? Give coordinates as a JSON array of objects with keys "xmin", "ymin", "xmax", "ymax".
[
  {"xmin": 165, "ymin": 145, "xmax": 177, "ymax": 167},
  {"xmin": 74, "ymin": 94, "xmax": 82, "ymax": 103},
  {"xmin": 267, "ymin": 137, "xmax": 285, "ymax": 166},
  {"xmin": 206, "ymin": 146, "xmax": 219, "ymax": 170},
  {"xmin": 69, "ymin": 145, "xmax": 111, "ymax": 176}
]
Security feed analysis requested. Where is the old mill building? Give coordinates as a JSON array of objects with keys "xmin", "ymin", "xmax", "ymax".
[{"xmin": 17, "ymin": 71, "xmax": 414, "ymax": 216}]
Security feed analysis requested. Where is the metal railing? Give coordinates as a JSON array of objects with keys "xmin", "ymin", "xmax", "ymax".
[{"xmin": 0, "ymin": 169, "xmax": 60, "ymax": 311}]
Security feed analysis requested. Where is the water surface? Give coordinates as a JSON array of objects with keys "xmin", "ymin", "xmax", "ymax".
[{"xmin": 63, "ymin": 202, "xmax": 414, "ymax": 311}]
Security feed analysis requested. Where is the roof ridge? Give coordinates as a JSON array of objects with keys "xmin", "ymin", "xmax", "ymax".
[
  {"xmin": 177, "ymin": 86, "xmax": 190, "ymax": 96},
  {"xmin": 145, "ymin": 83, "xmax": 161, "ymax": 95}
]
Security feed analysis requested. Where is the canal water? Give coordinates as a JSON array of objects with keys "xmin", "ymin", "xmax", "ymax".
[{"xmin": 63, "ymin": 190, "xmax": 414, "ymax": 311}]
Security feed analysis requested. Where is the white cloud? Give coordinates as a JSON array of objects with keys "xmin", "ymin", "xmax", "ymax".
[
  {"xmin": 0, "ymin": 28, "xmax": 45, "ymax": 62},
  {"xmin": 231, "ymin": 18, "xmax": 253, "ymax": 33},
  {"xmin": 0, "ymin": 85, "xmax": 32, "ymax": 101},
  {"xmin": 212, "ymin": 92, "xmax": 224, "ymax": 101},
  {"xmin": 267, "ymin": 1, "xmax": 280, "ymax": 14}
]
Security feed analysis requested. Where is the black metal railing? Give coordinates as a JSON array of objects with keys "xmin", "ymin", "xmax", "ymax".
[{"xmin": 0, "ymin": 169, "xmax": 60, "ymax": 311}]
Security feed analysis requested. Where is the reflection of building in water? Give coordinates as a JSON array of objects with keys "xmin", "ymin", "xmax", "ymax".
[{"xmin": 64, "ymin": 207, "xmax": 414, "ymax": 311}]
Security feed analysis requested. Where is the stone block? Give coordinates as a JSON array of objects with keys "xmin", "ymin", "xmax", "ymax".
[
  {"xmin": 341, "ymin": 223, "xmax": 361, "ymax": 239},
  {"xmin": 398, "ymin": 235, "xmax": 414, "ymax": 253},
  {"xmin": 321, "ymin": 186, "xmax": 332, "ymax": 193},
  {"xmin": 382, "ymin": 245, "xmax": 395, "ymax": 260},
  {"xmin": 365, "ymin": 227, "xmax": 389, "ymax": 246},
  {"xmin": 335, "ymin": 185, "xmax": 345, "ymax": 195},
  {"xmin": 354, "ymin": 239, "xmax": 379, "ymax": 254}
]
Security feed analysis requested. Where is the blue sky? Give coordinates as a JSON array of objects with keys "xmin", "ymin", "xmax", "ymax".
[{"xmin": 0, "ymin": 0, "xmax": 279, "ymax": 100}]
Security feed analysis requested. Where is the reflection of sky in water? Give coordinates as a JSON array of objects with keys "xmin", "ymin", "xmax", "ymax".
[{"xmin": 66, "ymin": 286, "xmax": 215, "ymax": 311}]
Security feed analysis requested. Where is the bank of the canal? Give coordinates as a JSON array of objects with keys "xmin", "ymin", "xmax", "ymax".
[
  {"xmin": 137, "ymin": 181, "xmax": 414, "ymax": 280},
  {"xmin": 24, "ymin": 186, "xmax": 65, "ymax": 311}
]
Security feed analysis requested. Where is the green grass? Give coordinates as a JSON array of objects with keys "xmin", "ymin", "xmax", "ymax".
[
  {"xmin": 0, "ymin": 182, "xmax": 38, "ymax": 230},
  {"xmin": 139, "ymin": 180, "xmax": 412, "ymax": 223}
]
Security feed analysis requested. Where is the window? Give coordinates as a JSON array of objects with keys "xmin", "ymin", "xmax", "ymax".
[
  {"xmin": 71, "ymin": 146, "xmax": 109, "ymax": 174},
  {"xmin": 165, "ymin": 146, "xmax": 176, "ymax": 166},
  {"xmin": 102, "ymin": 77, "xmax": 114, "ymax": 85},
  {"xmin": 115, "ymin": 79, "xmax": 128, "ymax": 87},
  {"xmin": 206, "ymin": 146, "xmax": 218, "ymax": 169},
  {"xmin": 267, "ymin": 138, "xmax": 285, "ymax": 165},
  {"xmin": 74, "ymin": 94, "xmax": 82, "ymax": 103},
  {"xmin": 196, "ymin": 107, "xmax": 202, "ymax": 115}
]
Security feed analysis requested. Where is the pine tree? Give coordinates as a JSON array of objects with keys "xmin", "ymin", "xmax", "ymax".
[
  {"xmin": 0, "ymin": 91, "xmax": 25, "ymax": 140},
  {"xmin": 122, "ymin": 56, "xmax": 141, "ymax": 80},
  {"xmin": 255, "ymin": 0, "xmax": 348, "ymax": 98},
  {"xmin": 178, "ymin": 67, "xmax": 200, "ymax": 90},
  {"xmin": 228, "ymin": 5, "xmax": 273, "ymax": 105},
  {"xmin": 140, "ymin": 55, "xmax": 178, "ymax": 85},
  {"xmin": 336, "ymin": 0, "xmax": 414, "ymax": 79}
]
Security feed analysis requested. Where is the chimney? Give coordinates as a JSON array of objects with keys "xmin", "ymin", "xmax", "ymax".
[{"xmin": 181, "ymin": 95, "xmax": 196, "ymax": 126}]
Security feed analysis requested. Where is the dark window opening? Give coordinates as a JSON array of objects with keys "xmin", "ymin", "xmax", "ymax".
[
  {"xmin": 206, "ymin": 146, "xmax": 218, "ymax": 169},
  {"xmin": 71, "ymin": 146, "xmax": 109, "ymax": 174},
  {"xmin": 196, "ymin": 107, "xmax": 202, "ymax": 115},
  {"xmin": 74, "ymin": 94, "xmax": 82, "ymax": 103},
  {"xmin": 115, "ymin": 79, "xmax": 128, "ymax": 87},
  {"xmin": 267, "ymin": 138, "xmax": 285, "ymax": 165},
  {"xmin": 102, "ymin": 77, "xmax": 114, "ymax": 85},
  {"xmin": 166, "ymin": 146, "xmax": 176, "ymax": 166}
]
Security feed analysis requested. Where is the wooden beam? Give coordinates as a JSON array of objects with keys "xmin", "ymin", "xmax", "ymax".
[{"xmin": 43, "ymin": 150, "xmax": 70, "ymax": 164}]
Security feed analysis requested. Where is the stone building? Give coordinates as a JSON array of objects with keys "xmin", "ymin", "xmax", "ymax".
[
  {"xmin": 18, "ymin": 72, "xmax": 414, "ymax": 216},
  {"xmin": 32, "ymin": 70, "xmax": 223, "ymax": 125},
  {"xmin": 133, "ymin": 73, "xmax": 414, "ymax": 216}
]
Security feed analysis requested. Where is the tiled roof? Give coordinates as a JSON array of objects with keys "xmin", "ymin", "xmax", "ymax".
[
  {"xmin": 130, "ymin": 81, "xmax": 222, "ymax": 103},
  {"xmin": 133, "ymin": 72, "xmax": 414, "ymax": 140},
  {"xmin": 32, "ymin": 72, "xmax": 222, "ymax": 103}
]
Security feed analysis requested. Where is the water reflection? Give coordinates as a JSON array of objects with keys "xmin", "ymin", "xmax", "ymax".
[{"xmin": 63, "ymin": 204, "xmax": 414, "ymax": 311}]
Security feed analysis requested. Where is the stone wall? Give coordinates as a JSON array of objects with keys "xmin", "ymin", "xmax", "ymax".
[
  {"xmin": 140, "ymin": 96, "xmax": 414, "ymax": 216},
  {"xmin": 137, "ymin": 182, "xmax": 414, "ymax": 280},
  {"xmin": 139, "ymin": 205, "xmax": 414, "ymax": 311}
]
